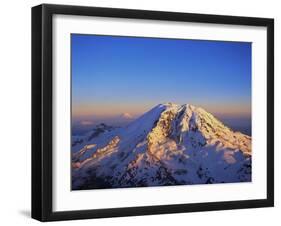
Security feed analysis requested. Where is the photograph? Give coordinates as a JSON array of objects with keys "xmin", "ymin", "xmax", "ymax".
[
  {"xmin": 30, "ymin": 3, "xmax": 274, "ymax": 221},
  {"xmin": 71, "ymin": 34, "xmax": 252, "ymax": 190}
]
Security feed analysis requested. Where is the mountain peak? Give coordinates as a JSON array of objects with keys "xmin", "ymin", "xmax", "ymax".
[
  {"xmin": 72, "ymin": 103, "xmax": 252, "ymax": 190},
  {"xmin": 120, "ymin": 112, "xmax": 134, "ymax": 119},
  {"xmin": 160, "ymin": 102, "xmax": 178, "ymax": 107},
  {"xmin": 156, "ymin": 102, "xmax": 202, "ymax": 112}
]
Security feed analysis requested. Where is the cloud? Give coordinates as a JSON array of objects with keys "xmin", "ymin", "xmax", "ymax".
[{"xmin": 80, "ymin": 120, "xmax": 94, "ymax": 126}]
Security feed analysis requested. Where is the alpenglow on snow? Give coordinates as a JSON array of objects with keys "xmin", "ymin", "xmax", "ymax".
[{"xmin": 71, "ymin": 103, "xmax": 251, "ymax": 190}]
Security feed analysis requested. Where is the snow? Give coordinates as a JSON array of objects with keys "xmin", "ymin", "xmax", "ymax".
[{"xmin": 72, "ymin": 103, "xmax": 252, "ymax": 190}]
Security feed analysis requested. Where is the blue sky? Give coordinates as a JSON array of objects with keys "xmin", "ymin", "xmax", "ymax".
[{"xmin": 71, "ymin": 34, "xmax": 251, "ymax": 121}]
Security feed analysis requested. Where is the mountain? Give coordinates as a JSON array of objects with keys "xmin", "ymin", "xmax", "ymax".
[
  {"xmin": 72, "ymin": 103, "xmax": 251, "ymax": 190},
  {"xmin": 120, "ymin": 112, "xmax": 134, "ymax": 119}
]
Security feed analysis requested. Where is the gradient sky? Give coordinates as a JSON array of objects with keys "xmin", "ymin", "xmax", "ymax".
[{"xmin": 72, "ymin": 34, "xmax": 251, "ymax": 123}]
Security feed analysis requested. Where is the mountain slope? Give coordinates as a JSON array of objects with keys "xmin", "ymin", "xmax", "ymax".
[{"xmin": 72, "ymin": 103, "xmax": 251, "ymax": 190}]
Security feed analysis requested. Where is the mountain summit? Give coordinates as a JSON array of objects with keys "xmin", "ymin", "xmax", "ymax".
[{"xmin": 72, "ymin": 103, "xmax": 251, "ymax": 190}]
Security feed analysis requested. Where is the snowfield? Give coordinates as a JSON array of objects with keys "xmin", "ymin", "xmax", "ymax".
[{"xmin": 71, "ymin": 103, "xmax": 252, "ymax": 190}]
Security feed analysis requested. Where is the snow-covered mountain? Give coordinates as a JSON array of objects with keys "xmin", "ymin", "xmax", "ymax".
[{"xmin": 72, "ymin": 103, "xmax": 251, "ymax": 190}]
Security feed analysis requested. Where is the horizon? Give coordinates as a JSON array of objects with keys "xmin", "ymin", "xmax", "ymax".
[
  {"xmin": 72, "ymin": 34, "xmax": 251, "ymax": 135},
  {"xmin": 72, "ymin": 102, "xmax": 251, "ymax": 136}
]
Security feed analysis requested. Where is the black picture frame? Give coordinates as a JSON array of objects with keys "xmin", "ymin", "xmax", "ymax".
[{"xmin": 32, "ymin": 3, "xmax": 274, "ymax": 222}]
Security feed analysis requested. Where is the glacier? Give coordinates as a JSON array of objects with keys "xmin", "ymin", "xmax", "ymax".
[{"xmin": 71, "ymin": 103, "xmax": 251, "ymax": 190}]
